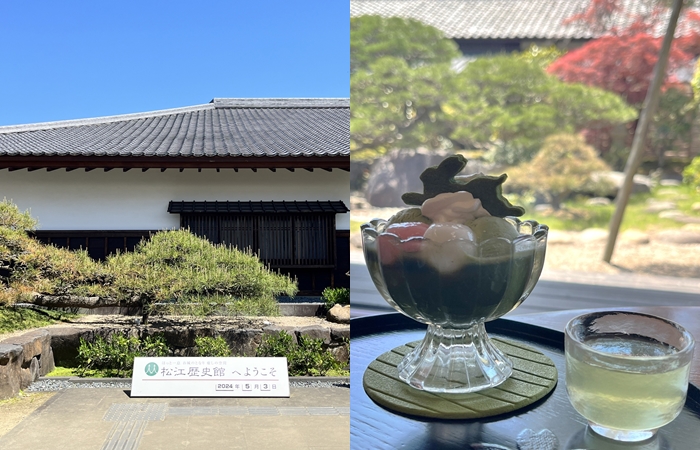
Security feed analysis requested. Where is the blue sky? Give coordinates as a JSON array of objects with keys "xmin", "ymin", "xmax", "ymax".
[{"xmin": 0, "ymin": 1, "xmax": 349, "ymax": 126}]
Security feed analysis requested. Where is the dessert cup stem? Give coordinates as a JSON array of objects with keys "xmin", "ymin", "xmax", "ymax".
[{"xmin": 397, "ymin": 321, "xmax": 513, "ymax": 393}]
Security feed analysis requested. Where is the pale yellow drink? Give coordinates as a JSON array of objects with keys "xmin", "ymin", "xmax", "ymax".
[{"xmin": 566, "ymin": 337, "xmax": 690, "ymax": 431}]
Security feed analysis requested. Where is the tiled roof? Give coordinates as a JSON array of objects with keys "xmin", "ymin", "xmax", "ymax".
[
  {"xmin": 350, "ymin": 0, "xmax": 696, "ymax": 40},
  {"xmin": 168, "ymin": 200, "xmax": 349, "ymax": 214},
  {"xmin": 0, "ymin": 98, "xmax": 349, "ymax": 169}
]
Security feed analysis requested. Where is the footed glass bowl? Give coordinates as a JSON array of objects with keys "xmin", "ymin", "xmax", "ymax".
[{"xmin": 361, "ymin": 217, "xmax": 548, "ymax": 393}]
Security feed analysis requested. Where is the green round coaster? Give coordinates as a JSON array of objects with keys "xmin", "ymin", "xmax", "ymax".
[{"xmin": 363, "ymin": 337, "xmax": 558, "ymax": 419}]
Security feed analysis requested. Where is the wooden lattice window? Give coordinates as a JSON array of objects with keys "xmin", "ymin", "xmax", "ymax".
[{"xmin": 170, "ymin": 201, "xmax": 348, "ymax": 269}]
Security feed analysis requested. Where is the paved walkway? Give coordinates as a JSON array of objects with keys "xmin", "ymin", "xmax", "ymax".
[
  {"xmin": 2, "ymin": 386, "xmax": 349, "ymax": 450},
  {"xmin": 350, "ymin": 250, "xmax": 700, "ymax": 317}
]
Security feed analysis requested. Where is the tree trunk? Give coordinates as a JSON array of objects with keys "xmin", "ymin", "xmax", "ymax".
[{"xmin": 603, "ymin": 0, "xmax": 684, "ymax": 263}]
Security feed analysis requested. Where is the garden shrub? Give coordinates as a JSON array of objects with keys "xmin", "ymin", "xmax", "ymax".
[
  {"xmin": 684, "ymin": 155, "xmax": 700, "ymax": 189},
  {"xmin": 256, "ymin": 331, "xmax": 346, "ymax": 376},
  {"xmin": 0, "ymin": 200, "xmax": 107, "ymax": 306},
  {"xmin": 104, "ymin": 230, "xmax": 297, "ymax": 321},
  {"xmin": 0, "ymin": 200, "xmax": 298, "ymax": 317},
  {"xmin": 76, "ymin": 333, "xmax": 169, "ymax": 377},
  {"xmin": 194, "ymin": 336, "xmax": 231, "ymax": 357},
  {"xmin": 322, "ymin": 287, "xmax": 350, "ymax": 309},
  {"xmin": 507, "ymin": 133, "xmax": 613, "ymax": 210}
]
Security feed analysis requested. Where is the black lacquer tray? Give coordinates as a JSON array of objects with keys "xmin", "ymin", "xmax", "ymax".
[{"xmin": 350, "ymin": 313, "xmax": 700, "ymax": 450}]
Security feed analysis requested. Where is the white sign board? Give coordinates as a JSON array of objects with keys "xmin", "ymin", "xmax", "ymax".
[{"xmin": 130, "ymin": 357, "xmax": 290, "ymax": 397}]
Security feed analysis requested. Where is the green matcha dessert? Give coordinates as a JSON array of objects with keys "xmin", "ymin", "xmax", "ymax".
[{"xmin": 363, "ymin": 154, "xmax": 546, "ymax": 327}]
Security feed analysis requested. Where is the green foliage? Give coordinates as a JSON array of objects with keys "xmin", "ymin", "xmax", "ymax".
[
  {"xmin": 524, "ymin": 184, "xmax": 700, "ymax": 232},
  {"xmin": 507, "ymin": 133, "xmax": 612, "ymax": 210},
  {"xmin": 76, "ymin": 333, "xmax": 169, "ymax": 377},
  {"xmin": 0, "ymin": 199, "xmax": 37, "ymax": 231},
  {"xmin": 0, "ymin": 204, "xmax": 296, "ymax": 316},
  {"xmin": 516, "ymin": 44, "xmax": 565, "ymax": 69},
  {"xmin": 104, "ymin": 230, "xmax": 295, "ymax": 316},
  {"xmin": 256, "ymin": 331, "xmax": 346, "ymax": 376},
  {"xmin": 194, "ymin": 336, "xmax": 231, "ymax": 357},
  {"xmin": 650, "ymin": 88, "xmax": 696, "ymax": 165},
  {"xmin": 350, "ymin": 18, "xmax": 635, "ymax": 164},
  {"xmin": 684, "ymin": 155, "xmax": 700, "ymax": 188},
  {"xmin": 0, "ymin": 306, "xmax": 79, "ymax": 334},
  {"xmin": 350, "ymin": 15, "xmax": 459, "ymax": 74},
  {"xmin": 351, "ymin": 57, "xmax": 455, "ymax": 159},
  {"xmin": 447, "ymin": 55, "xmax": 636, "ymax": 165},
  {"xmin": 321, "ymin": 287, "xmax": 349, "ymax": 309}
]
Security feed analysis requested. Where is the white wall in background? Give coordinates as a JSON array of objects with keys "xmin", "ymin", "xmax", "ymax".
[{"xmin": 1, "ymin": 168, "xmax": 350, "ymax": 230}]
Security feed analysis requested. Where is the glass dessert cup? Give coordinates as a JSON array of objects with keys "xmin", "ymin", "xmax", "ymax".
[
  {"xmin": 565, "ymin": 311, "xmax": 695, "ymax": 442},
  {"xmin": 361, "ymin": 217, "xmax": 548, "ymax": 394}
]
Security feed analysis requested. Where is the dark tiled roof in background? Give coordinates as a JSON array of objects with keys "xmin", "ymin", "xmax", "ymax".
[
  {"xmin": 0, "ymin": 98, "xmax": 349, "ymax": 159},
  {"xmin": 350, "ymin": 0, "xmax": 698, "ymax": 40},
  {"xmin": 168, "ymin": 200, "xmax": 349, "ymax": 214}
]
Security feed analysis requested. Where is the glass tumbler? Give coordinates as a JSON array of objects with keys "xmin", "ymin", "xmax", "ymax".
[{"xmin": 565, "ymin": 311, "xmax": 695, "ymax": 442}]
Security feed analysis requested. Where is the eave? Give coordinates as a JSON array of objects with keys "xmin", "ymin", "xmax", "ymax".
[{"xmin": 0, "ymin": 155, "xmax": 350, "ymax": 172}]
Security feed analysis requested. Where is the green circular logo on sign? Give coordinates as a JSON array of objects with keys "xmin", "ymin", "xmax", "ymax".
[{"xmin": 144, "ymin": 362, "xmax": 159, "ymax": 376}]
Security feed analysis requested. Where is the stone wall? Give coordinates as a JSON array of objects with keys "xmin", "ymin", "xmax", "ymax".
[
  {"xmin": 0, "ymin": 321, "xmax": 349, "ymax": 400},
  {"xmin": 48, "ymin": 323, "xmax": 349, "ymax": 364},
  {"xmin": 0, "ymin": 329, "xmax": 55, "ymax": 400}
]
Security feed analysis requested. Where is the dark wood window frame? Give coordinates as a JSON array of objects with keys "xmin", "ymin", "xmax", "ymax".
[{"xmin": 179, "ymin": 213, "xmax": 338, "ymax": 269}]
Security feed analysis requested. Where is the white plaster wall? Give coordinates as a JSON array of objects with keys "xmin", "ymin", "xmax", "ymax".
[{"xmin": 0, "ymin": 169, "xmax": 350, "ymax": 230}]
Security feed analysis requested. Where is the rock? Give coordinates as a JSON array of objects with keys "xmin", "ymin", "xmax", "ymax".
[
  {"xmin": 365, "ymin": 149, "xmax": 454, "ymax": 207},
  {"xmin": 296, "ymin": 325, "xmax": 331, "ymax": 344},
  {"xmin": 660, "ymin": 179, "xmax": 681, "ymax": 186},
  {"xmin": 645, "ymin": 199, "xmax": 677, "ymax": 213},
  {"xmin": 330, "ymin": 327, "xmax": 350, "ymax": 341},
  {"xmin": 653, "ymin": 229, "xmax": 700, "ymax": 244},
  {"xmin": 580, "ymin": 228, "xmax": 608, "ymax": 243},
  {"xmin": 326, "ymin": 305, "xmax": 350, "ymax": 324},
  {"xmin": 0, "ymin": 344, "xmax": 23, "ymax": 400},
  {"xmin": 49, "ymin": 327, "xmax": 93, "ymax": 364},
  {"xmin": 330, "ymin": 345, "xmax": 349, "ymax": 364},
  {"xmin": 31, "ymin": 294, "xmax": 127, "ymax": 309},
  {"xmin": 219, "ymin": 329, "xmax": 262, "ymax": 356},
  {"xmin": 263, "ymin": 325, "xmax": 299, "ymax": 345},
  {"xmin": 586, "ymin": 197, "xmax": 611, "ymax": 206},
  {"xmin": 659, "ymin": 210, "xmax": 686, "ymax": 220},
  {"xmin": 591, "ymin": 171, "xmax": 652, "ymax": 197},
  {"xmin": 620, "ymin": 230, "xmax": 650, "ymax": 245},
  {"xmin": 0, "ymin": 330, "xmax": 55, "ymax": 399},
  {"xmin": 683, "ymin": 223, "xmax": 700, "ymax": 232}
]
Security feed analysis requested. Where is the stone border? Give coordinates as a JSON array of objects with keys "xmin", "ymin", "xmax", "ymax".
[
  {"xmin": 1, "ymin": 321, "xmax": 349, "ymax": 400},
  {"xmin": 0, "ymin": 329, "xmax": 55, "ymax": 399}
]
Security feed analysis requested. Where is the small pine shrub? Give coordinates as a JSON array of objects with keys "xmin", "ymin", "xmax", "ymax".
[
  {"xmin": 256, "ymin": 331, "xmax": 346, "ymax": 376},
  {"xmin": 507, "ymin": 133, "xmax": 612, "ymax": 210},
  {"xmin": 683, "ymin": 156, "xmax": 700, "ymax": 189},
  {"xmin": 322, "ymin": 287, "xmax": 350, "ymax": 309},
  {"xmin": 194, "ymin": 336, "xmax": 231, "ymax": 357},
  {"xmin": 76, "ymin": 333, "xmax": 169, "ymax": 377},
  {"xmin": 105, "ymin": 230, "xmax": 297, "ymax": 320}
]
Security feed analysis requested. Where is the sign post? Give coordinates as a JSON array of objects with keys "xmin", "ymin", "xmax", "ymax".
[{"xmin": 130, "ymin": 357, "xmax": 290, "ymax": 397}]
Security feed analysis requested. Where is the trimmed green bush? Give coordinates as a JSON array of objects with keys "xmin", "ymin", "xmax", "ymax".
[
  {"xmin": 105, "ymin": 230, "xmax": 297, "ymax": 321},
  {"xmin": 684, "ymin": 155, "xmax": 700, "ymax": 189},
  {"xmin": 322, "ymin": 287, "xmax": 350, "ymax": 309},
  {"xmin": 0, "ymin": 200, "xmax": 107, "ymax": 306},
  {"xmin": 256, "ymin": 331, "xmax": 346, "ymax": 376},
  {"xmin": 0, "ymin": 200, "xmax": 298, "ymax": 317},
  {"xmin": 76, "ymin": 333, "xmax": 169, "ymax": 377},
  {"xmin": 194, "ymin": 336, "xmax": 231, "ymax": 357}
]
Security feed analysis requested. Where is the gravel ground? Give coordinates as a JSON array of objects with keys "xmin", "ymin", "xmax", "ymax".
[{"xmin": 26, "ymin": 378, "xmax": 349, "ymax": 392}]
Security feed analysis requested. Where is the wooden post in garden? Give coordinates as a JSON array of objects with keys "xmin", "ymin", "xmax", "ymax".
[{"xmin": 603, "ymin": 0, "xmax": 685, "ymax": 263}]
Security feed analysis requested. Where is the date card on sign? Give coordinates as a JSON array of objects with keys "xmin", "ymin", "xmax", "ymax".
[{"xmin": 130, "ymin": 357, "xmax": 290, "ymax": 397}]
